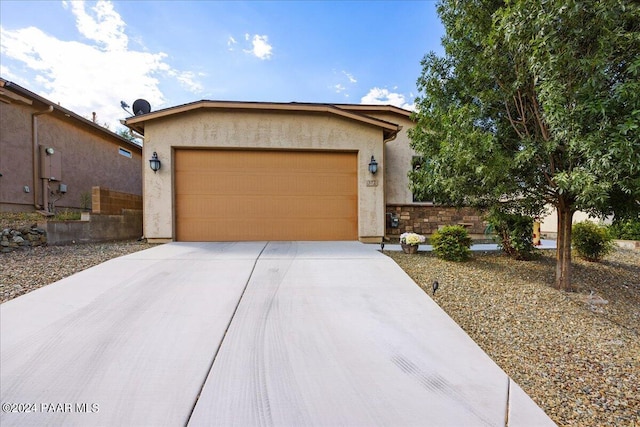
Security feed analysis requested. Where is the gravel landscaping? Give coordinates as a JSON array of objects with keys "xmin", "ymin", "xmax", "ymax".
[
  {"xmin": 388, "ymin": 249, "xmax": 639, "ymax": 427},
  {"xmin": 0, "ymin": 241, "xmax": 153, "ymax": 302},
  {"xmin": 1, "ymin": 240, "xmax": 638, "ymax": 426}
]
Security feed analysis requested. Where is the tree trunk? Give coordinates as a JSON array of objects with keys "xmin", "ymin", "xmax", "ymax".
[{"xmin": 555, "ymin": 198, "xmax": 575, "ymax": 291}]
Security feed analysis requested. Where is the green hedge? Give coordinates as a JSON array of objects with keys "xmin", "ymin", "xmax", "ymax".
[
  {"xmin": 430, "ymin": 225, "xmax": 472, "ymax": 261},
  {"xmin": 572, "ymin": 221, "xmax": 614, "ymax": 262},
  {"xmin": 608, "ymin": 218, "xmax": 640, "ymax": 241},
  {"xmin": 487, "ymin": 210, "xmax": 539, "ymax": 260}
]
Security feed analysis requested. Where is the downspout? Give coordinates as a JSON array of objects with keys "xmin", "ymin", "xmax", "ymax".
[
  {"xmin": 380, "ymin": 125, "xmax": 402, "ymax": 244},
  {"xmin": 32, "ymin": 105, "xmax": 54, "ymax": 210},
  {"xmin": 383, "ymin": 125, "xmax": 402, "ymax": 143}
]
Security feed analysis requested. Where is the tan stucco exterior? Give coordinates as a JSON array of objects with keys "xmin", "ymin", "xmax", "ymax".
[
  {"xmin": 130, "ymin": 104, "xmax": 398, "ymax": 242},
  {"xmin": 338, "ymin": 107, "xmax": 417, "ymax": 205},
  {"xmin": 539, "ymin": 208, "xmax": 612, "ymax": 237},
  {"xmin": 0, "ymin": 79, "xmax": 142, "ymax": 213}
]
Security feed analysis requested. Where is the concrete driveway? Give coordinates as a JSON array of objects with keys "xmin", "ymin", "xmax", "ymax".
[{"xmin": 1, "ymin": 242, "xmax": 555, "ymax": 426}]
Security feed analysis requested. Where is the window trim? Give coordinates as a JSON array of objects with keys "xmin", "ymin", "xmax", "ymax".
[{"xmin": 118, "ymin": 147, "xmax": 133, "ymax": 158}]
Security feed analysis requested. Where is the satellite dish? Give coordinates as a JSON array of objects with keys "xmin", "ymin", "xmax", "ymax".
[{"xmin": 132, "ymin": 99, "xmax": 151, "ymax": 115}]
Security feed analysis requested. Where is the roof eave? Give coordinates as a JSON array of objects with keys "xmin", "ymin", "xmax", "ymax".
[
  {"xmin": 123, "ymin": 100, "xmax": 401, "ymax": 137},
  {"xmin": 335, "ymin": 103, "xmax": 414, "ymax": 118}
]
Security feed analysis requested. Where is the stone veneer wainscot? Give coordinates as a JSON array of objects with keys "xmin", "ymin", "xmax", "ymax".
[{"xmin": 385, "ymin": 205, "xmax": 487, "ymax": 238}]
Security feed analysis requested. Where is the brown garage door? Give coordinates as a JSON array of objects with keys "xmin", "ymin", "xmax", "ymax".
[{"xmin": 175, "ymin": 150, "xmax": 358, "ymax": 241}]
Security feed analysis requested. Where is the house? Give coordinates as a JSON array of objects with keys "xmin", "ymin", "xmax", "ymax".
[
  {"xmin": 125, "ymin": 100, "xmax": 487, "ymax": 243},
  {"xmin": 0, "ymin": 78, "xmax": 142, "ymax": 213}
]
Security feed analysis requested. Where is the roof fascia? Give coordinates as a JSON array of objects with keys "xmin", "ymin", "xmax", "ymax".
[
  {"xmin": 1, "ymin": 79, "xmax": 33, "ymax": 105},
  {"xmin": 124, "ymin": 101, "xmax": 401, "ymax": 137},
  {"xmin": 335, "ymin": 103, "xmax": 413, "ymax": 118}
]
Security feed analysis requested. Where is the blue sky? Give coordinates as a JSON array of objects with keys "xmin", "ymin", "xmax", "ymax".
[{"xmin": 0, "ymin": 1, "xmax": 444, "ymax": 131}]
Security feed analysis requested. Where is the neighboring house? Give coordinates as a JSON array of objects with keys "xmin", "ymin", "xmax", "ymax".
[
  {"xmin": 125, "ymin": 100, "xmax": 487, "ymax": 243},
  {"xmin": 539, "ymin": 210, "xmax": 612, "ymax": 239},
  {"xmin": 0, "ymin": 78, "xmax": 142, "ymax": 213}
]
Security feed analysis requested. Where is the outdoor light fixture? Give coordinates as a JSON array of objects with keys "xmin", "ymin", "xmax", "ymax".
[
  {"xmin": 368, "ymin": 155, "xmax": 378, "ymax": 175},
  {"xmin": 149, "ymin": 152, "xmax": 161, "ymax": 173}
]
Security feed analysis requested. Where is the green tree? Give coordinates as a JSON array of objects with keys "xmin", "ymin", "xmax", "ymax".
[
  {"xmin": 410, "ymin": 0, "xmax": 640, "ymax": 290},
  {"xmin": 117, "ymin": 128, "xmax": 142, "ymax": 145}
]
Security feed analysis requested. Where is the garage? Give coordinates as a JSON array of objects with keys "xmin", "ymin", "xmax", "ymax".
[
  {"xmin": 174, "ymin": 149, "xmax": 358, "ymax": 241},
  {"xmin": 125, "ymin": 101, "xmax": 399, "ymax": 243}
]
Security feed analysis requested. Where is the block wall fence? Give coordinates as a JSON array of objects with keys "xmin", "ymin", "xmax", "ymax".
[{"xmin": 92, "ymin": 187, "xmax": 142, "ymax": 215}]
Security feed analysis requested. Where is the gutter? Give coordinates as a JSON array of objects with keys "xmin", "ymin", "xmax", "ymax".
[
  {"xmin": 32, "ymin": 105, "xmax": 54, "ymax": 210},
  {"xmin": 384, "ymin": 125, "xmax": 402, "ymax": 143}
]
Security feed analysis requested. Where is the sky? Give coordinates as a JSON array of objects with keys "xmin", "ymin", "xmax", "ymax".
[{"xmin": 0, "ymin": 0, "xmax": 445, "ymax": 132}]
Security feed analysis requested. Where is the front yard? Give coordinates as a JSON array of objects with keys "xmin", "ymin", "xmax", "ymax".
[{"xmin": 389, "ymin": 249, "xmax": 639, "ymax": 427}]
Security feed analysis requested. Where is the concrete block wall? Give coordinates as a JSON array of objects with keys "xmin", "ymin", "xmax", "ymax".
[
  {"xmin": 42, "ymin": 210, "xmax": 143, "ymax": 245},
  {"xmin": 385, "ymin": 205, "xmax": 488, "ymax": 238},
  {"xmin": 92, "ymin": 187, "xmax": 142, "ymax": 215}
]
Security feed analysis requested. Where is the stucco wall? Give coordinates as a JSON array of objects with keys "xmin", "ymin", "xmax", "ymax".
[
  {"xmin": 0, "ymin": 101, "xmax": 142, "ymax": 212},
  {"xmin": 539, "ymin": 208, "xmax": 612, "ymax": 237},
  {"xmin": 366, "ymin": 112, "xmax": 417, "ymax": 206},
  {"xmin": 0, "ymin": 102, "xmax": 33, "ymax": 210},
  {"xmin": 142, "ymin": 109, "xmax": 386, "ymax": 242},
  {"xmin": 347, "ymin": 110, "xmax": 418, "ymax": 205}
]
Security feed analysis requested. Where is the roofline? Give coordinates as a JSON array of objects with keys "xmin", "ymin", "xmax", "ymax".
[
  {"xmin": 0, "ymin": 77, "xmax": 141, "ymax": 152},
  {"xmin": 123, "ymin": 100, "xmax": 401, "ymax": 140},
  {"xmin": 335, "ymin": 103, "xmax": 414, "ymax": 118}
]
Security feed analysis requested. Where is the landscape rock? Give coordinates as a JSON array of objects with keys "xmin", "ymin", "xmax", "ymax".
[{"xmin": 389, "ymin": 249, "xmax": 640, "ymax": 427}]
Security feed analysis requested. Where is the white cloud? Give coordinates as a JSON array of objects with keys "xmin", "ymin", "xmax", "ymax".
[
  {"xmin": 343, "ymin": 71, "xmax": 357, "ymax": 84},
  {"xmin": 0, "ymin": 1, "xmax": 203, "ymax": 130},
  {"xmin": 167, "ymin": 70, "xmax": 204, "ymax": 93},
  {"xmin": 0, "ymin": 64, "xmax": 12, "ymax": 79},
  {"xmin": 360, "ymin": 87, "xmax": 415, "ymax": 111},
  {"xmin": 328, "ymin": 69, "xmax": 357, "ymax": 98},
  {"xmin": 227, "ymin": 36, "xmax": 237, "ymax": 51},
  {"xmin": 243, "ymin": 34, "xmax": 273, "ymax": 60},
  {"xmin": 69, "ymin": 0, "xmax": 128, "ymax": 51}
]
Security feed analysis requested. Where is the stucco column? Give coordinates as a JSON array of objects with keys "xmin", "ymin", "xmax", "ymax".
[{"xmin": 143, "ymin": 138, "xmax": 173, "ymax": 242}]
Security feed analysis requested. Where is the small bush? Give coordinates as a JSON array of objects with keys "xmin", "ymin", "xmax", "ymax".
[
  {"xmin": 572, "ymin": 221, "xmax": 614, "ymax": 262},
  {"xmin": 608, "ymin": 217, "xmax": 640, "ymax": 241},
  {"xmin": 430, "ymin": 225, "xmax": 472, "ymax": 261},
  {"xmin": 488, "ymin": 210, "xmax": 539, "ymax": 260},
  {"xmin": 52, "ymin": 209, "xmax": 81, "ymax": 221},
  {"xmin": 80, "ymin": 191, "xmax": 92, "ymax": 211}
]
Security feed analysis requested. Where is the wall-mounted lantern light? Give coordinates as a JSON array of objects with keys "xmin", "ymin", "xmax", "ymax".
[
  {"xmin": 149, "ymin": 152, "xmax": 161, "ymax": 173},
  {"xmin": 368, "ymin": 155, "xmax": 378, "ymax": 175}
]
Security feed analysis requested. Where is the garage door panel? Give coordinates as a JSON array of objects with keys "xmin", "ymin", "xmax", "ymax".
[
  {"xmin": 175, "ymin": 150, "xmax": 358, "ymax": 241},
  {"xmin": 177, "ymin": 219, "xmax": 356, "ymax": 242},
  {"xmin": 175, "ymin": 150, "xmax": 355, "ymax": 172},
  {"xmin": 177, "ymin": 196, "xmax": 357, "ymax": 219},
  {"xmin": 176, "ymin": 174, "xmax": 353, "ymax": 196},
  {"xmin": 177, "ymin": 173, "xmax": 355, "ymax": 197}
]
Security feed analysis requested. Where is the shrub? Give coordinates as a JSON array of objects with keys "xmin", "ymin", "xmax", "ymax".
[
  {"xmin": 487, "ymin": 210, "xmax": 539, "ymax": 260},
  {"xmin": 572, "ymin": 221, "xmax": 614, "ymax": 262},
  {"xmin": 608, "ymin": 217, "xmax": 640, "ymax": 241},
  {"xmin": 80, "ymin": 191, "xmax": 92, "ymax": 211},
  {"xmin": 430, "ymin": 225, "xmax": 472, "ymax": 261},
  {"xmin": 52, "ymin": 209, "xmax": 81, "ymax": 221}
]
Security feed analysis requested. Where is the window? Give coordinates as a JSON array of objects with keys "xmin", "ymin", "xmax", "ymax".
[{"xmin": 119, "ymin": 147, "xmax": 132, "ymax": 158}]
